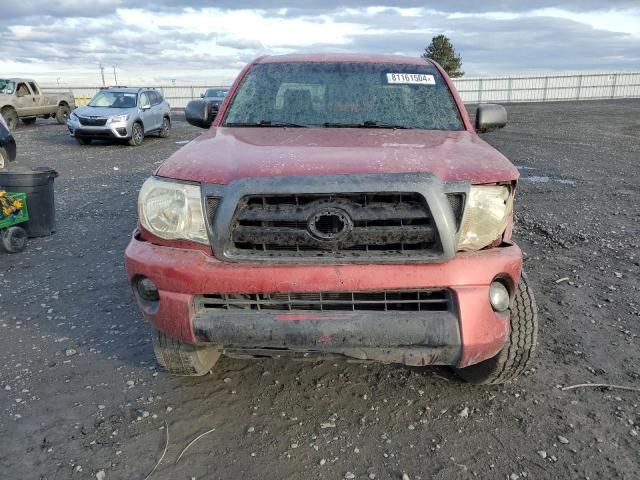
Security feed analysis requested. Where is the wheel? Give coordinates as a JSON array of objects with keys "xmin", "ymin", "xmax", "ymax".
[
  {"xmin": 1, "ymin": 107, "xmax": 18, "ymax": 130},
  {"xmin": 55, "ymin": 104, "xmax": 70, "ymax": 124},
  {"xmin": 75, "ymin": 137, "xmax": 92, "ymax": 145},
  {"xmin": 152, "ymin": 329, "xmax": 221, "ymax": 376},
  {"xmin": 0, "ymin": 147, "xmax": 7, "ymax": 170},
  {"xmin": 128, "ymin": 122, "xmax": 144, "ymax": 146},
  {"xmin": 1, "ymin": 226, "xmax": 27, "ymax": 253},
  {"xmin": 158, "ymin": 117, "xmax": 171, "ymax": 138},
  {"xmin": 455, "ymin": 272, "xmax": 538, "ymax": 384},
  {"xmin": 21, "ymin": 117, "xmax": 36, "ymax": 125}
]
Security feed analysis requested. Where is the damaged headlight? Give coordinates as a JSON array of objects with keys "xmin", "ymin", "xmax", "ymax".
[
  {"xmin": 457, "ymin": 185, "xmax": 513, "ymax": 251},
  {"xmin": 138, "ymin": 177, "xmax": 208, "ymax": 244}
]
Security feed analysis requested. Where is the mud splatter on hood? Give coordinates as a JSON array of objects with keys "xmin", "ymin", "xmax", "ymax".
[{"xmin": 157, "ymin": 127, "xmax": 518, "ymax": 184}]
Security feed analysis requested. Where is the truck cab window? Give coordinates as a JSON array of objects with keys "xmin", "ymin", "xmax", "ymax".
[{"xmin": 16, "ymin": 83, "xmax": 30, "ymax": 97}]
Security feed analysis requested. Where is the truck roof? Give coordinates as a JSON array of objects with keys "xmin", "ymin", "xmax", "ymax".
[{"xmin": 256, "ymin": 53, "xmax": 433, "ymax": 66}]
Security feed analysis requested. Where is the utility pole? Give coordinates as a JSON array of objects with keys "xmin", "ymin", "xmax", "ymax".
[
  {"xmin": 99, "ymin": 64, "xmax": 106, "ymax": 87},
  {"xmin": 112, "ymin": 65, "xmax": 118, "ymax": 85}
]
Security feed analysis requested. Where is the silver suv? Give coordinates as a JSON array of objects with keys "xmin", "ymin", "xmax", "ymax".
[{"xmin": 67, "ymin": 87, "xmax": 171, "ymax": 146}]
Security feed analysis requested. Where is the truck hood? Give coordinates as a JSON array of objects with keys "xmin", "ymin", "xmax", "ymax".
[{"xmin": 157, "ymin": 127, "xmax": 518, "ymax": 185}]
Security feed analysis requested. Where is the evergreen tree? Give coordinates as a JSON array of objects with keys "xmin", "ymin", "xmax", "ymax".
[{"xmin": 422, "ymin": 35, "xmax": 464, "ymax": 78}]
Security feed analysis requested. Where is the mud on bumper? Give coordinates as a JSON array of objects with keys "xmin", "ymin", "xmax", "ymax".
[{"xmin": 191, "ymin": 294, "xmax": 461, "ymax": 366}]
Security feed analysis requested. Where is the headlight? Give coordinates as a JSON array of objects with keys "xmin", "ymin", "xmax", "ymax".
[
  {"xmin": 457, "ymin": 185, "xmax": 513, "ymax": 251},
  {"xmin": 138, "ymin": 177, "xmax": 208, "ymax": 244},
  {"xmin": 70, "ymin": 112, "xmax": 78, "ymax": 120},
  {"xmin": 109, "ymin": 114, "xmax": 129, "ymax": 123}
]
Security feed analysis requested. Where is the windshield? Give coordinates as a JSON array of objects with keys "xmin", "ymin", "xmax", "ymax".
[
  {"xmin": 0, "ymin": 79, "xmax": 16, "ymax": 94},
  {"xmin": 89, "ymin": 91, "xmax": 137, "ymax": 108},
  {"xmin": 223, "ymin": 62, "xmax": 464, "ymax": 130},
  {"xmin": 204, "ymin": 89, "xmax": 228, "ymax": 98}
]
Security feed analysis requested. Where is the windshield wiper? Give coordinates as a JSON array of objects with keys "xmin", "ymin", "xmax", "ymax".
[
  {"xmin": 224, "ymin": 120, "xmax": 309, "ymax": 128},
  {"xmin": 321, "ymin": 121, "xmax": 411, "ymax": 129}
]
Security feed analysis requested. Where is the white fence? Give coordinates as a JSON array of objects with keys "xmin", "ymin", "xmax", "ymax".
[
  {"xmin": 42, "ymin": 72, "xmax": 640, "ymax": 109},
  {"xmin": 453, "ymin": 72, "xmax": 640, "ymax": 103}
]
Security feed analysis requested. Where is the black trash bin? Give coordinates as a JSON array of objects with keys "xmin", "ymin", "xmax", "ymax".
[{"xmin": 0, "ymin": 167, "xmax": 58, "ymax": 237}]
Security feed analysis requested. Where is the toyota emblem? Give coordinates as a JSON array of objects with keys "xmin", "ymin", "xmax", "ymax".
[{"xmin": 307, "ymin": 208, "xmax": 353, "ymax": 241}]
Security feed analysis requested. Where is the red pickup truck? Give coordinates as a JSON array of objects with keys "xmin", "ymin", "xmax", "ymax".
[{"xmin": 125, "ymin": 54, "xmax": 538, "ymax": 385}]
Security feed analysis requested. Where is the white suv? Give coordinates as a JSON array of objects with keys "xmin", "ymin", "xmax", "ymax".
[{"xmin": 67, "ymin": 87, "xmax": 171, "ymax": 146}]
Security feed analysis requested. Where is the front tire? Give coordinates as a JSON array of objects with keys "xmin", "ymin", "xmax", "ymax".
[
  {"xmin": 55, "ymin": 104, "xmax": 70, "ymax": 124},
  {"xmin": 455, "ymin": 272, "xmax": 538, "ymax": 385},
  {"xmin": 2, "ymin": 226, "xmax": 27, "ymax": 253},
  {"xmin": 128, "ymin": 122, "xmax": 144, "ymax": 146},
  {"xmin": 152, "ymin": 329, "xmax": 221, "ymax": 376},
  {"xmin": 158, "ymin": 117, "xmax": 171, "ymax": 138}
]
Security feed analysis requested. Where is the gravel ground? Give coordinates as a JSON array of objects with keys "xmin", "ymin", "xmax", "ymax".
[{"xmin": 1, "ymin": 101, "xmax": 639, "ymax": 480}]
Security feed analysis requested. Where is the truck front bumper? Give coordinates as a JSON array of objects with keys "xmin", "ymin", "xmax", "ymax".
[{"xmin": 124, "ymin": 232, "xmax": 523, "ymax": 368}]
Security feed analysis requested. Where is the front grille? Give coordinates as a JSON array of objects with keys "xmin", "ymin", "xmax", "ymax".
[
  {"xmin": 446, "ymin": 193, "xmax": 465, "ymax": 230},
  {"xmin": 205, "ymin": 101, "xmax": 221, "ymax": 121},
  {"xmin": 196, "ymin": 289, "xmax": 451, "ymax": 312},
  {"xmin": 78, "ymin": 116, "xmax": 107, "ymax": 126},
  {"xmin": 227, "ymin": 193, "xmax": 441, "ymax": 259},
  {"xmin": 206, "ymin": 197, "xmax": 220, "ymax": 225},
  {"xmin": 75, "ymin": 129, "xmax": 111, "ymax": 137}
]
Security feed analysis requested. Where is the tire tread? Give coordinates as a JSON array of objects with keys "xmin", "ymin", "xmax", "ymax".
[
  {"xmin": 152, "ymin": 329, "xmax": 220, "ymax": 376},
  {"xmin": 456, "ymin": 272, "xmax": 538, "ymax": 385}
]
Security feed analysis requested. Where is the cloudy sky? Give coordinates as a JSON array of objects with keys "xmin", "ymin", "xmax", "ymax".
[{"xmin": 2, "ymin": 1, "xmax": 639, "ymax": 86}]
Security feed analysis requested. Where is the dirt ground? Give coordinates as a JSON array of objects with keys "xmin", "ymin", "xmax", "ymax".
[{"xmin": 1, "ymin": 100, "xmax": 639, "ymax": 480}]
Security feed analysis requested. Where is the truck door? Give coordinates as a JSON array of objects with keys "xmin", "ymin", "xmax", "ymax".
[
  {"xmin": 15, "ymin": 82, "xmax": 37, "ymax": 116},
  {"xmin": 28, "ymin": 82, "xmax": 46, "ymax": 115}
]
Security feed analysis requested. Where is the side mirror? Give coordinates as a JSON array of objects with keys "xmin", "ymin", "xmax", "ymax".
[
  {"xmin": 185, "ymin": 99, "xmax": 214, "ymax": 129},
  {"xmin": 475, "ymin": 104, "xmax": 507, "ymax": 133},
  {"xmin": 200, "ymin": 93, "xmax": 205, "ymax": 98}
]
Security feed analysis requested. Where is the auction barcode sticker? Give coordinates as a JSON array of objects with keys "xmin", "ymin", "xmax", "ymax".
[{"xmin": 386, "ymin": 73, "xmax": 435, "ymax": 85}]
